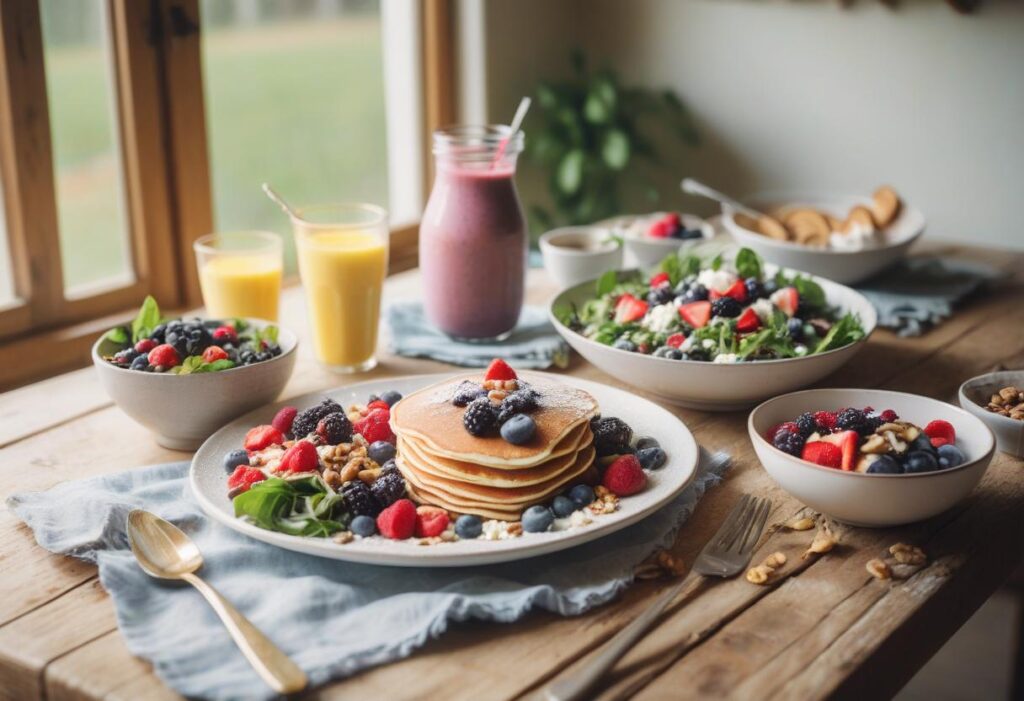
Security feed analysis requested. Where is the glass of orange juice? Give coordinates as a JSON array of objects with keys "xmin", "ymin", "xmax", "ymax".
[
  {"xmin": 194, "ymin": 231, "xmax": 283, "ymax": 321},
  {"xmin": 291, "ymin": 203, "xmax": 388, "ymax": 373}
]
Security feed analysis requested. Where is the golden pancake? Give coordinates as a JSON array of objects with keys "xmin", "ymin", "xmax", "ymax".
[
  {"xmin": 405, "ymin": 483, "xmax": 524, "ymax": 521},
  {"xmin": 391, "ymin": 372, "xmax": 599, "ymax": 467}
]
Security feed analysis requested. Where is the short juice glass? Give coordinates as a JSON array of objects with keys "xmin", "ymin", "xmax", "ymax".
[
  {"xmin": 194, "ymin": 231, "xmax": 283, "ymax": 321},
  {"xmin": 292, "ymin": 203, "xmax": 388, "ymax": 373}
]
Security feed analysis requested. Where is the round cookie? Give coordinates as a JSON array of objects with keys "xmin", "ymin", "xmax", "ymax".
[
  {"xmin": 841, "ymin": 205, "xmax": 877, "ymax": 235},
  {"xmin": 871, "ymin": 186, "xmax": 901, "ymax": 227},
  {"xmin": 783, "ymin": 208, "xmax": 830, "ymax": 247},
  {"xmin": 734, "ymin": 212, "xmax": 760, "ymax": 233},
  {"xmin": 756, "ymin": 215, "xmax": 791, "ymax": 241}
]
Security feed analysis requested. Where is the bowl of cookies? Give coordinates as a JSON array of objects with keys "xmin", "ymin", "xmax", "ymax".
[{"xmin": 720, "ymin": 186, "xmax": 925, "ymax": 284}]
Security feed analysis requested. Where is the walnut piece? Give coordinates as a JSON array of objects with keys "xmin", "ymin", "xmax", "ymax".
[
  {"xmin": 761, "ymin": 551, "xmax": 787, "ymax": 569},
  {"xmin": 889, "ymin": 543, "xmax": 927, "ymax": 566},
  {"xmin": 802, "ymin": 524, "xmax": 838, "ymax": 559},
  {"xmin": 784, "ymin": 516, "xmax": 816, "ymax": 531},
  {"xmin": 746, "ymin": 565, "xmax": 773, "ymax": 584},
  {"xmin": 866, "ymin": 558, "xmax": 892, "ymax": 580},
  {"xmin": 333, "ymin": 531, "xmax": 353, "ymax": 545}
]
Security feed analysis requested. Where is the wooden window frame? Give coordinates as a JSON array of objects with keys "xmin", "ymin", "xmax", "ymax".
[{"xmin": 0, "ymin": 0, "xmax": 455, "ymax": 390}]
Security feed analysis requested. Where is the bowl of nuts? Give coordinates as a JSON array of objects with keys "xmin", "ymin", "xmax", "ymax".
[{"xmin": 959, "ymin": 370, "xmax": 1024, "ymax": 457}]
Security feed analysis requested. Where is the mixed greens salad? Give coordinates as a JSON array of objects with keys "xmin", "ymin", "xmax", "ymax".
[{"xmin": 556, "ymin": 247, "xmax": 865, "ymax": 363}]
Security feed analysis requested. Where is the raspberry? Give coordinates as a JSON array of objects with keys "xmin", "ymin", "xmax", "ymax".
[
  {"xmin": 291, "ymin": 398, "xmax": 344, "ymax": 439},
  {"xmin": 814, "ymin": 411, "xmax": 838, "ymax": 431},
  {"xmin": 923, "ymin": 420, "xmax": 956, "ymax": 446},
  {"xmin": 227, "ymin": 466, "xmax": 265, "ymax": 494},
  {"xmin": 279, "ymin": 440, "xmax": 318, "ymax": 473},
  {"xmin": 212, "ymin": 325, "xmax": 237, "ymax": 343},
  {"xmin": 343, "ymin": 480, "xmax": 381, "ymax": 518},
  {"xmin": 414, "ymin": 505, "xmax": 450, "ymax": 538},
  {"xmin": 483, "ymin": 358, "xmax": 517, "ymax": 382},
  {"xmin": 370, "ymin": 469, "xmax": 407, "ymax": 507},
  {"xmin": 134, "ymin": 338, "xmax": 157, "ymax": 354},
  {"xmin": 879, "ymin": 409, "xmax": 899, "ymax": 423},
  {"xmin": 148, "ymin": 343, "xmax": 180, "ymax": 368},
  {"xmin": 271, "ymin": 406, "xmax": 298, "ymax": 434},
  {"xmin": 602, "ymin": 455, "xmax": 647, "ymax": 496},
  {"xmin": 463, "ymin": 398, "xmax": 498, "ymax": 437},
  {"xmin": 376, "ymin": 498, "xmax": 417, "ymax": 539},
  {"xmin": 649, "ymin": 271, "xmax": 670, "ymax": 287},
  {"xmin": 244, "ymin": 425, "xmax": 285, "ymax": 452},
  {"xmin": 354, "ymin": 408, "xmax": 395, "ymax": 444},
  {"xmin": 317, "ymin": 412, "xmax": 353, "ymax": 444},
  {"xmin": 202, "ymin": 345, "xmax": 228, "ymax": 363},
  {"xmin": 592, "ymin": 417, "xmax": 633, "ymax": 456},
  {"xmin": 666, "ymin": 333, "xmax": 686, "ymax": 348},
  {"xmin": 366, "ymin": 400, "xmax": 390, "ymax": 413}
]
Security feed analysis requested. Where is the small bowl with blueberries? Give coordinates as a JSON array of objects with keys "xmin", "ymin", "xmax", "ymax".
[
  {"xmin": 748, "ymin": 388, "xmax": 995, "ymax": 527},
  {"xmin": 607, "ymin": 211, "xmax": 715, "ymax": 269},
  {"xmin": 93, "ymin": 296, "xmax": 297, "ymax": 451}
]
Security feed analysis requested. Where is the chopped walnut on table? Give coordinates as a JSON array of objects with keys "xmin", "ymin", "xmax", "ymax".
[
  {"xmin": 889, "ymin": 542, "xmax": 927, "ymax": 566},
  {"xmin": 636, "ymin": 550, "xmax": 686, "ymax": 580},
  {"xmin": 745, "ymin": 552, "xmax": 787, "ymax": 585},
  {"xmin": 866, "ymin": 558, "xmax": 892, "ymax": 580},
  {"xmin": 802, "ymin": 523, "xmax": 838, "ymax": 560}
]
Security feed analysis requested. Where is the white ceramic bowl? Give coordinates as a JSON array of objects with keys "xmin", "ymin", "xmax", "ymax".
[
  {"xmin": 749, "ymin": 389, "xmax": 995, "ymax": 527},
  {"xmin": 539, "ymin": 226, "xmax": 623, "ymax": 289},
  {"xmin": 601, "ymin": 213, "xmax": 715, "ymax": 269},
  {"xmin": 721, "ymin": 194, "xmax": 925, "ymax": 285},
  {"xmin": 548, "ymin": 266, "xmax": 877, "ymax": 410},
  {"xmin": 959, "ymin": 370, "xmax": 1024, "ymax": 458},
  {"xmin": 93, "ymin": 320, "xmax": 297, "ymax": 450}
]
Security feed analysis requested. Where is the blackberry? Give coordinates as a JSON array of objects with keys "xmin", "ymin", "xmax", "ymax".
[
  {"xmin": 112, "ymin": 349, "xmax": 138, "ymax": 366},
  {"xmin": 370, "ymin": 469, "xmax": 407, "ymax": 507},
  {"xmin": 317, "ymin": 412, "xmax": 353, "ymax": 444},
  {"xmin": 591, "ymin": 417, "xmax": 633, "ymax": 456},
  {"xmin": 795, "ymin": 412, "xmax": 818, "ymax": 437},
  {"xmin": 646, "ymin": 285, "xmax": 675, "ymax": 306},
  {"xmin": 463, "ymin": 398, "xmax": 498, "ymax": 436},
  {"xmin": 772, "ymin": 429, "xmax": 805, "ymax": 456},
  {"xmin": 452, "ymin": 381, "xmax": 485, "ymax": 407},
  {"xmin": 498, "ymin": 388, "xmax": 538, "ymax": 423},
  {"xmin": 835, "ymin": 408, "xmax": 868, "ymax": 434},
  {"xmin": 292, "ymin": 398, "xmax": 344, "ymax": 438},
  {"xmin": 862, "ymin": 414, "xmax": 883, "ymax": 435},
  {"xmin": 342, "ymin": 480, "xmax": 380, "ymax": 518},
  {"xmin": 744, "ymin": 278, "xmax": 766, "ymax": 300},
  {"xmin": 711, "ymin": 297, "xmax": 742, "ymax": 318}
]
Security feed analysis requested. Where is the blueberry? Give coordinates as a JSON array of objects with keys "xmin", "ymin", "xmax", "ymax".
[
  {"xmin": 911, "ymin": 434, "xmax": 937, "ymax": 455},
  {"xmin": 500, "ymin": 414, "xmax": 536, "ymax": 445},
  {"xmin": 568, "ymin": 484, "xmax": 595, "ymax": 508},
  {"xmin": 681, "ymin": 284, "xmax": 708, "ymax": 303},
  {"xmin": 787, "ymin": 318, "xmax": 804, "ymax": 340},
  {"xmin": 129, "ymin": 355, "xmax": 149, "ymax": 371},
  {"xmin": 150, "ymin": 323, "xmax": 167, "ymax": 342},
  {"xmin": 223, "ymin": 449, "xmax": 249, "ymax": 472},
  {"xmin": 763, "ymin": 279, "xmax": 779, "ymax": 295},
  {"xmin": 552, "ymin": 495, "xmax": 577, "ymax": 518},
  {"xmin": 904, "ymin": 450, "xmax": 939, "ymax": 474},
  {"xmin": 937, "ymin": 444, "xmax": 966, "ymax": 469},
  {"xmin": 637, "ymin": 446, "xmax": 667, "ymax": 470},
  {"xmin": 744, "ymin": 278, "xmax": 765, "ymax": 300},
  {"xmin": 368, "ymin": 440, "xmax": 397, "ymax": 464},
  {"xmin": 635, "ymin": 436, "xmax": 660, "ymax": 451},
  {"xmin": 613, "ymin": 339, "xmax": 637, "ymax": 352},
  {"xmin": 380, "ymin": 390, "xmax": 403, "ymax": 406},
  {"xmin": 454, "ymin": 514, "xmax": 483, "ymax": 539},
  {"xmin": 521, "ymin": 505, "xmax": 554, "ymax": 533},
  {"xmin": 866, "ymin": 455, "xmax": 902, "ymax": 474},
  {"xmin": 350, "ymin": 515, "xmax": 377, "ymax": 537}
]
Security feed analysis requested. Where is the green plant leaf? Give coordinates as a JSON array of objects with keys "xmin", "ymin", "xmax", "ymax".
[
  {"xmin": 130, "ymin": 296, "xmax": 161, "ymax": 344},
  {"xmin": 710, "ymin": 253, "xmax": 724, "ymax": 271},
  {"xmin": 557, "ymin": 150, "xmax": 584, "ymax": 195},
  {"xmin": 595, "ymin": 270, "xmax": 618, "ymax": 297},
  {"xmin": 105, "ymin": 326, "xmax": 129, "ymax": 346},
  {"xmin": 536, "ymin": 82, "xmax": 559, "ymax": 110},
  {"xmin": 233, "ymin": 479, "xmax": 296, "ymax": 530},
  {"xmin": 734, "ymin": 248, "xmax": 763, "ymax": 280},
  {"xmin": 601, "ymin": 129, "xmax": 630, "ymax": 170}
]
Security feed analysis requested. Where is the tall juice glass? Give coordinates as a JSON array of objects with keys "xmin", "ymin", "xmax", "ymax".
[
  {"xmin": 194, "ymin": 231, "xmax": 283, "ymax": 321},
  {"xmin": 292, "ymin": 204, "xmax": 388, "ymax": 372},
  {"xmin": 420, "ymin": 125, "xmax": 527, "ymax": 340}
]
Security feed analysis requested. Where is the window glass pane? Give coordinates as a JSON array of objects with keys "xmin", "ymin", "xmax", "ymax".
[
  {"xmin": 40, "ymin": 0, "xmax": 132, "ymax": 294},
  {"xmin": 0, "ymin": 177, "xmax": 15, "ymax": 308},
  {"xmin": 201, "ymin": 0, "xmax": 387, "ymax": 273}
]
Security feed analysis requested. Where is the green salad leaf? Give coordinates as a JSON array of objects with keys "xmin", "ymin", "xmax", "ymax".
[
  {"xmin": 595, "ymin": 270, "xmax": 618, "ymax": 297},
  {"xmin": 130, "ymin": 296, "xmax": 162, "ymax": 343},
  {"xmin": 233, "ymin": 476, "xmax": 348, "ymax": 537},
  {"xmin": 734, "ymin": 248, "xmax": 763, "ymax": 280},
  {"xmin": 104, "ymin": 326, "xmax": 129, "ymax": 345}
]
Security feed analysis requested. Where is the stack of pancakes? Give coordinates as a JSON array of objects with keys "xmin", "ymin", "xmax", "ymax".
[{"xmin": 391, "ymin": 373, "xmax": 599, "ymax": 520}]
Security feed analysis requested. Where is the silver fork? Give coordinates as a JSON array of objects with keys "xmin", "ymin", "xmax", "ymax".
[{"xmin": 544, "ymin": 494, "xmax": 773, "ymax": 701}]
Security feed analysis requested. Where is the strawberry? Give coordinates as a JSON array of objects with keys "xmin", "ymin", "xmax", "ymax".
[
  {"xmin": 202, "ymin": 345, "xmax": 229, "ymax": 363},
  {"xmin": 484, "ymin": 358, "xmax": 517, "ymax": 382},
  {"xmin": 802, "ymin": 441, "xmax": 843, "ymax": 469},
  {"xmin": 818, "ymin": 430, "xmax": 859, "ymax": 471},
  {"xmin": 134, "ymin": 338, "xmax": 157, "ymax": 354},
  {"xmin": 377, "ymin": 499, "xmax": 417, "ymax": 539},
  {"xmin": 271, "ymin": 406, "xmax": 298, "ymax": 434},
  {"xmin": 879, "ymin": 409, "xmax": 898, "ymax": 423},
  {"xmin": 647, "ymin": 219, "xmax": 673, "ymax": 238},
  {"xmin": 614, "ymin": 294, "xmax": 648, "ymax": 324},
  {"xmin": 212, "ymin": 325, "xmax": 238, "ymax": 343},
  {"xmin": 923, "ymin": 420, "xmax": 955, "ymax": 447},
  {"xmin": 678, "ymin": 301, "xmax": 711, "ymax": 329},
  {"xmin": 771, "ymin": 287, "xmax": 800, "ymax": 317},
  {"xmin": 244, "ymin": 424, "xmax": 285, "ymax": 452},
  {"xmin": 735, "ymin": 307, "xmax": 761, "ymax": 333},
  {"xmin": 649, "ymin": 272, "xmax": 670, "ymax": 287},
  {"xmin": 602, "ymin": 454, "xmax": 647, "ymax": 496},
  {"xmin": 814, "ymin": 411, "xmax": 838, "ymax": 431},
  {"xmin": 279, "ymin": 440, "xmax": 318, "ymax": 473},
  {"xmin": 366, "ymin": 400, "xmax": 391, "ymax": 413},
  {"xmin": 354, "ymin": 408, "xmax": 395, "ymax": 444},
  {"xmin": 709, "ymin": 280, "xmax": 748, "ymax": 304},
  {"xmin": 666, "ymin": 332, "xmax": 686, "ymax": 348},
  {"xmin": 414, "ymin": 505, "xmax": 450, "ymax": 538},
  {"xmin": 227, "ymin": 466, "xmax": 266, "ymax": 494},
  {"xmin": 661, "ymin": 212, "xmax": 682, "ymax": 228},
  {"xmin": 148, "ymin": 343, "xmax": 180, "ymax": 368}
]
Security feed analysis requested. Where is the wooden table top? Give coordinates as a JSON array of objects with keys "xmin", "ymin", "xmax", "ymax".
[{"xmin": 1, "ymin": 243, "xmax": 1022, "ymax": 701}]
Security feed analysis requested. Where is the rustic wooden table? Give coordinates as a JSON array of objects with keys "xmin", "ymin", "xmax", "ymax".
[{"xmin": 1, "ymin": 244, "xmax": 1022, "ymax": 701}]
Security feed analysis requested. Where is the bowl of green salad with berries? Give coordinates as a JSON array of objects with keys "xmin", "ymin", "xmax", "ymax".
[
  {"xmin": 93, "ymin": 296, "xmax": 297, "ymax": 450},
  {"xmin": 549, "ymin": 247, "xmax": 876, "ymax": 410}
]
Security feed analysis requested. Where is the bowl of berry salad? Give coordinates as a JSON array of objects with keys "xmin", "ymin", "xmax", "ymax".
[
  {"xmin": 549, "ymin": 247, "xmax": 876, "ymax": 410},
  {"xmin": 93, "ymin": 296, "xmax": 297, "ymax": 450},
  {"xmin": 749, "ymin": 389, "xmax": 995, "ymax": 527},
  {"xmin": 611, "ymin": 211, "xmax": 715, "ymax": 268}
]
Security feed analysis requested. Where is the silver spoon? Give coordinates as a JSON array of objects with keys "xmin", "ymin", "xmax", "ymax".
[
  {"xmin": 680, "ymin": 177, "xmax": 764, "ymax": 218},
  {"xmin": 126, "ymin": 509, "xmax": 307, "ymax": 695},
  {"xmin": 262, "ymin": 182, "xmax": 301, "ymax": 221}
]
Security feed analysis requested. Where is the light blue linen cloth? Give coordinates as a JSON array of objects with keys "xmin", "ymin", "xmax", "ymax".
[
  {"xmin": 386, "ymin": 302, "xmax": 570, "ymax": 369},
  {"xmin": 855, "ymin": 256, "xmax": 1001, "ymax": 336},
  {"xmin": 7, "ymin": 451, "xmax": 729, "ymax": 701}
]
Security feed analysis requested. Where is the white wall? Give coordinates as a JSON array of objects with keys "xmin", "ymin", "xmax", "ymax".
[{"xmin": 478, "ymin": 0, "xmax": 1024, "ymax": 249}]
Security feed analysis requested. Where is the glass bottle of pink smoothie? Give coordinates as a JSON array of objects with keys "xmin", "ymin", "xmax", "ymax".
[{"xmin": 420, "ymin": 125, "xmax": 527, "ymax": 340}]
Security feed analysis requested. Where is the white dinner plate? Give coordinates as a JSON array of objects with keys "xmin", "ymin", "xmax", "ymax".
[{"xmin": 190, "ymin": 373, "xmax": 700, "ymax": 567}]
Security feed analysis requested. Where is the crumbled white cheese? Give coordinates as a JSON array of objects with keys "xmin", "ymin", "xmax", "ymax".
[
  {"xmin": 701, "ymin": 339, "xmax": 716, "ymax": 349},
  {"xmin": 713, "ymin": 353, "xmax": 739, "ymax": 364},
  {"xmin": 794, "ymin": 344, "xmax": 809, "ymax": 356},
  {"xmin": 569, "ymin": 510, "xmax": 592, "ymax": 528},
  {"xmin": 642, "ymin": 303, "xmax": 679, "ymax": 333},
  {"xmin": 751, "ymin": 298, "xmax": 775, "ymax": 323},
  {"xmin": 829, "ymin": 221, "xmax": 883, "ymax": 251},
  {"xmin": 679, "ymin": 335, "xmax": 696, "ymax": 351},
  {"xmin": 697, "ymin": 268, "xmax": 738, "ymax": 293},
  {"xmin": 482, "ymin": 520, "xmax": 510, "ymax": 541}
]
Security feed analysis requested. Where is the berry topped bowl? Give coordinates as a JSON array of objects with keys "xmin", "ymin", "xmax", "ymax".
[
  {"xmin": 603, "ymin": 211, "xmax": 715, "ymax": 269},
  {"xmin": 749, "ymin": 389, "xmax": 995, "ymax": 527},
  {"xmin": 92, "ymin": 296, "xmax": 297, "ymax": 450}
]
